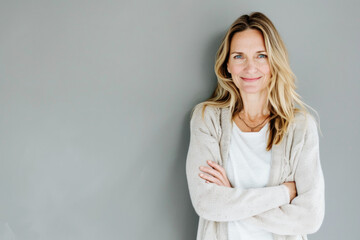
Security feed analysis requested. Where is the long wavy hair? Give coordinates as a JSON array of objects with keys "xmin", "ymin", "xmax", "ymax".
[{"xmin": 193, "ymin": 12, "xmax": 320, "ymax": 151}]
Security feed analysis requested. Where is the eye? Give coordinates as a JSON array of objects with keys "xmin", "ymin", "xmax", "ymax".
[
  {"xmin": 234, "ymin": 55, "xmax": 243, "ymax": 59},
  {"xmin": 258, "ymin": 54, "xmax": 267, "ymax": 58}
]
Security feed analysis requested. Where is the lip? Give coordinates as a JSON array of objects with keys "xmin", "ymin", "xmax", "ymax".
[{"xmin": 241, "ymin": 76, "xmax": 261, "ymax": 82}]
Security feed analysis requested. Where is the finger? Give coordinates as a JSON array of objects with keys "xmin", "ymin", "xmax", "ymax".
[
  {"xmin": 199, "ymin": 173, "xmax": 223, "ymax": 186},
  {"xmin": 207, "ymin": 161, "xmax": 232, "ymax": 187},
  {"xmin": 207, "ymin": 161, "xmax": 227, "ymax": 185},
  {"xmin": 200, "ymin": 166, "xmax": 225, "ymax": 183},
  {"xmin": 207, "ymin": 161, "xmax": 226, "ymax": 176}
]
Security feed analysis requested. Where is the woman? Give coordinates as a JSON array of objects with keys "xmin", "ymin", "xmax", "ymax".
[{"xmin": 185, "ymin": 12, "xmax": 325, "ymax": 240}]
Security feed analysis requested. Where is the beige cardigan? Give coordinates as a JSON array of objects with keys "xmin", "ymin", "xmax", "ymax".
[{"xmin": 185, "ymin": 103, "xmax": 325, "ymax": 240}]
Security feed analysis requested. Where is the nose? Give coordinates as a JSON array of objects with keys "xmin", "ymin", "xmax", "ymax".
[{"xmin": 244, "ymin": 59, "xmax": 258, "ymax": 74}]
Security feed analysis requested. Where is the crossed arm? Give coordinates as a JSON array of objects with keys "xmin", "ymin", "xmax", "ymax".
[
  {"xmin": 185, "ymin": 106, "xmax": 325, "ymax": 235},
  {"xmin": 241, "ymin": 118, "xmax": 325, "ymax": 235}
]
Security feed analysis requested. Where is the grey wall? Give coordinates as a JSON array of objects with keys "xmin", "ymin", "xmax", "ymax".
[{"xmin": 0, "ymin": 0, "xmax": 359, "ymax": 239}]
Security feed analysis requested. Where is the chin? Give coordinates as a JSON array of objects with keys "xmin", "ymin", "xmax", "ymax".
[{"xmin": 239, "ymin": 87, "xmax": 266, "ymax": 95}]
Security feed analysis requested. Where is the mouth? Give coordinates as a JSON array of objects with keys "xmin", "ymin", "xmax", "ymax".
[{"xmin": 241, "ymin": 76, "xmax": 262, "ymax": 82}]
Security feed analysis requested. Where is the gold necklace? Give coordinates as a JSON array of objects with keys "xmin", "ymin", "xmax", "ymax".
[{"xmin": 237, "ymin": 112, "xmax": 270, "ymax": 132}]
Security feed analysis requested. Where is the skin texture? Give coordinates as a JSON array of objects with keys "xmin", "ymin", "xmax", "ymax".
[{"xmin": 199, "ymin": 29, "xmax": 297, "ymax": 201}]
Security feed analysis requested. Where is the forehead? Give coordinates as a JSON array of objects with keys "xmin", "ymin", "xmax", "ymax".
[{"xmin": 230, "ymin": 29, "xmax": 266, "ymax": 51}]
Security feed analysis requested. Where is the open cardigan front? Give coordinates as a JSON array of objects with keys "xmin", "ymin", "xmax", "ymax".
[{"xmin": 185, "ymin": 103, "xmax": 325, "ymax": 240}]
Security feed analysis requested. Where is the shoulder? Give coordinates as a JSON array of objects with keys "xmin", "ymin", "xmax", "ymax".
[
  {"xmin": 190, "ymin": 103, "xmax": 221, "ymax": 123},
  {"xmin": 290, "ymin": 111, "xmax": 319, "ymax": 137},
  {"xmin": 189, "ymin": 103, "xmax": 223, "ymax": 138},
  {"xmin": 283, "ymin": 111, "xmax": 320, "ymax": 153}
]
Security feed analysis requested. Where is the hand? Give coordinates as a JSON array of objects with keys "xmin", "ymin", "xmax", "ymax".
[
  {"xmin": 199, "ymin": 160, "xmax": 233, "ymax": 188},
  {"xmin": 282, "ymin": 181, "xmax": 298, "ymax": 203}
]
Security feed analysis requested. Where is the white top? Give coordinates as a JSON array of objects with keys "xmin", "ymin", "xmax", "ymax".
[{"xmin": 225, "ymin": 121, "xmax": 273, "ymax": 240}]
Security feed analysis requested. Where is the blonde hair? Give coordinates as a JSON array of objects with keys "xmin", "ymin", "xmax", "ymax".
[{"xmin": 193, "ymin": 11, "xmax": 320, "ymax": 150}]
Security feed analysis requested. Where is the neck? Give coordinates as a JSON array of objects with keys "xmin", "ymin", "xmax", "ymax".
[{"xmin": 240, "ymin": 91, "xmax": 270, "ymax": 121}]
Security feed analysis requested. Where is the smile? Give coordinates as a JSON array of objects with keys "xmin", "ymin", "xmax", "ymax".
[{"xmin": 241, "ymin": 76, "xmax": 261, "ymax": 82}]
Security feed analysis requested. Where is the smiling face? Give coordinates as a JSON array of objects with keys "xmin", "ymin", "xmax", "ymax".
[{"xmin": 227, "ymin": 29, "xmax": 271, "ymax": 95}]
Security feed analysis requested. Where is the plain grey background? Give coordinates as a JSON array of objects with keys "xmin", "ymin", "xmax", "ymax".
[{"xmin": 0, "ymin": 0, "xmax": 359, "ymax": 239}]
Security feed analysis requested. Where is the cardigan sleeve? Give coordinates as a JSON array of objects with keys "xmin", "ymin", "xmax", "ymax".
[
  {"xmin": 242, "ymin": 114, "xmax": 325, "ymax": 235},
  {"xmin": 185, "ymin": 104, "xmax": 290, "ymax": 222}
]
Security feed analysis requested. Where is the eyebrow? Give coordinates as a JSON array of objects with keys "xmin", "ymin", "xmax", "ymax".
[{"xmin": 230, "ymin": 50, "xmax": 267, "ymax": 55}]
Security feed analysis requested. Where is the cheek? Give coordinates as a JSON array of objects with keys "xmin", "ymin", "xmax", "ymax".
[
  {"xmin": 228, "ymin": 64, "xmax": 244, "ymax": 75},
  {"xmin": 260, "ymin": 63, "xmax": 271, "ymax": 75}
]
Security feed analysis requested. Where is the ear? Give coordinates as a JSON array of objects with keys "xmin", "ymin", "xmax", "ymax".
[{"xmin": 227, "ymin": 62, "xmax": 230, "ymax": 73}]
